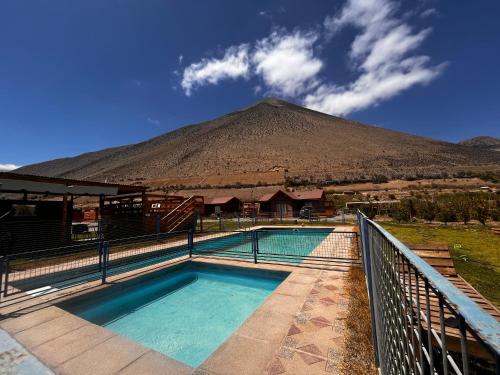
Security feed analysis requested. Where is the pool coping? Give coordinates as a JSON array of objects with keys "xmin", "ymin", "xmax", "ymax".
[{"xmin": 0, "ymin": 227, "xmax": 355, "ymax": 375}]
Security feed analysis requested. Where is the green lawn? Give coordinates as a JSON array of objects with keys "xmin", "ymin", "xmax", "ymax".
[{"xmin": 381, "ymin": 222, "xmax": 500, "ymax": 308}]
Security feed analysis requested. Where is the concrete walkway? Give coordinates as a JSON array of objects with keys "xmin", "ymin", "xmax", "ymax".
[{"xmin": 0, "ymin": 328, "xmax": 54, "ymax": 375}]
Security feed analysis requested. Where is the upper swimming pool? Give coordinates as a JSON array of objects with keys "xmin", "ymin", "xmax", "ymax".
[
  {"xmin": 60, "ymin": 262, "xmax": 287, "ymax": 367},
  {"xmin": 193, "ymin": 227, "xmax": 333, "ymax": 262}
]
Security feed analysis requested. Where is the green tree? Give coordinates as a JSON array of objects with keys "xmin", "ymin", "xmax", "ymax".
[
  {"xmin": 418, "ymin": 200, "xmax": 437, "ymax": 223},
  {"xmin": 436, "ymin": 204, "xmax": 457, "ymax": 225},
  {"xmin": 361, "ymin": 203, "xmax": 377, "ymax": 220}
]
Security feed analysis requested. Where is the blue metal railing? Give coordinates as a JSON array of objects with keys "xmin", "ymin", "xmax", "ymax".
[{"xmin": 357, "ymin": 211, "xmax": 500, "ymax": 374}]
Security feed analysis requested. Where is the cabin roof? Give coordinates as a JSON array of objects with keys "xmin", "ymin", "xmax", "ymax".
[
  {"xmin": 205, "ymin": 196, "xmax": 240, "ymax": 205},
  {"xmin": 0, "ymin": 172, "xmax": 146, "ymax": 196},
  {"xmin": 258, "ymin": 189, "xmax": 325, "ymax": 202}
]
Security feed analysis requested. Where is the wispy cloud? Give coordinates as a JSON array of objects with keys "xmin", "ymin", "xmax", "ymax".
[
  {"xmin": 0, "ymin": 163, "xmax": 21, "ymax": 172},
  {"xmin": 181, "ymin": 44, "xmax": 250, "ymax": 96},
  {"xmin": 147, "ymin": 118, "xmax": 161, "ymax": 126},
  {"xmin": 306, "ymin": 0, "xmax": 445, "ymax": 115},
  {"xmin": 178, "ymin": 54, "xmax": 184, "ymax": 65},
  {"xmin": 420, "ymin": 8, "xmax": 438, "ymax": 18},
  {"xmin": 180, "ymin": 0, "xmax": 444, "ymax": 116}
]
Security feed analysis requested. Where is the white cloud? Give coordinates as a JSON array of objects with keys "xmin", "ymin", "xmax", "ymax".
[
  {"xmin": 147, "ymin": 118, "xmax": 161, "ymax": 126},
  {"xmin": 252, "ymin": 31, "xmax": 323, "ymax": 97},
  {"xmin": 178, "ymin": 55, "xmax": 183, "ymax": 65},
  {"xmin": 0, "ymin": 164, "xmax": 21, "ymax": 172},
  {"xmin": 306, "ymin": 0, "xmax": 444, "ymax": 116},
  {"xmin": 181, "ymin": 30, "xmax": 322, "ymax": 98},
  {"xmin": 324, "ymin": 0, "xmax": 397, "ymax": 59},
  {"xmin": 305, "ymin": 58, "xmax": 445, "ymax": 115},
  {"xmin": 180, "ymin": 0, "xmax": 444, "ymax": 116},
  {"xmin": 420, "ymin": 8, "xmax": 438, "ymax": 18},
  {"xmin": 181, "ymin": 44, "xmax": 250, "ymax": 96}
]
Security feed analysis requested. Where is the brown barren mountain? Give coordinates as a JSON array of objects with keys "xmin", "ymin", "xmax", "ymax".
[{"xmin": 16, "ymin": 98, "xmax": 500, "ymax": 185}]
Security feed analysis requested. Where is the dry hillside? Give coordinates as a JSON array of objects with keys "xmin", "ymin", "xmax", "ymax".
[{"xmin": 17, "ymin": 98, "xmax": 500, "ymax": 185}]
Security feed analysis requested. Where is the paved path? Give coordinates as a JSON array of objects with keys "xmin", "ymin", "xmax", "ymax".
[{"xmin": 0, "ymin": 329, "xmax": 54, "ymax": 375}]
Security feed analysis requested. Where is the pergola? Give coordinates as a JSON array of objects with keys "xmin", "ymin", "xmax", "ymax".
[{"xmin": 0, "ymin": 172, "xmax": 146, "ymax": 253}]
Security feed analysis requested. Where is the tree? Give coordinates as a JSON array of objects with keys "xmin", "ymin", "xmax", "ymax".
[
  {"xmin": 473, "ymin": 204, "xmax": 488, "ymax": 225},
  {"xmin": 451, "ymin": 193, "xmax": 472, "ymax": 225},
  {"xmin": 390, "ymin": 201, "xmax": 412, "ymax": 222},
  {"xmin": 436, "ymin": 204, "xmax": 457, "ymax": 225},
  {"xmin": 361, "ymin": 203, "xmax": 377, "ymax": 220},
  {"xmin": 419, "ymin": 200, "xmax": 437, "ymax": 223}
]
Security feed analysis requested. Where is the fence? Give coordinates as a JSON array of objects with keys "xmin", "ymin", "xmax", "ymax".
[
  {"xmin": 0, "ymin": 230, "xmax": 191, "ymax": 304},
  {"xmin": 357, "ymin": 211, "xmax": 500, "ymax": 374},
  {"xmin": 0, "ymin": 227, "xmax": 358, "ymax": 305},
  {"xmin": 192, "ymin": 228, "xmax": 359, "ymax": 264},
  {"xmin": 198, "ymin": 212, "xmax": 349, "ymax": 232}
]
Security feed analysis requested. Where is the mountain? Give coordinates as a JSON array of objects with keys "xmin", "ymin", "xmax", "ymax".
[
  {"xmin": 16, "ymin": 98, "xmax": 500, "ymax": 185},
  {"xmin": 459, "ymin": 136, "xmax": 500, "ymax": 152}
]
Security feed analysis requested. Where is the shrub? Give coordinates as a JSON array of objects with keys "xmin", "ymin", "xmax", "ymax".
[{"xmin": 372, "ymin": 174, "xmax": 389, "ymax": 184}]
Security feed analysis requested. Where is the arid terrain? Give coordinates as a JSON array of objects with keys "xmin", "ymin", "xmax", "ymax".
[{"xmin": 16, "ymin": 98, "xmax": 500, "ymax": 187}]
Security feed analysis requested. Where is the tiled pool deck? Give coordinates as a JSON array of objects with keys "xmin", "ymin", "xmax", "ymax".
[{"xmin": 0, "ymin": 226, "xmax": 355, "ymax": 375}]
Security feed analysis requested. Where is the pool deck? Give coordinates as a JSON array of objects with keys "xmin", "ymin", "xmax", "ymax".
[{"xmin": 0, "ymin": 226, "xmax": 356, "ymax": 375}]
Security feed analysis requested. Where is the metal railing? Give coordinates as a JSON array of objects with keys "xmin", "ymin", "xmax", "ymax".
[
  {"xmin": 193, "ymin": 228, "xmax": 359, "ymax": 264},
  {"xmin": 357, "ymin": 211, "xmax": 500, "ymax": 374},
  {"xmin": 0, "ymin": 227, "xmax": 359, "ymax": 306},
  {"xmin": 0, "ymin": 230, "xmax": 192, "ymax": 305}
]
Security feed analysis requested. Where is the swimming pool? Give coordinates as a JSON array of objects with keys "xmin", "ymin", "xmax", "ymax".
[
  {"xmin": 60, "ymin": 263, "xmax": 287, "ymax": 367},
  {"xmin": 193, "ymin": 228, "xmax": 333, "ymax": 262}
]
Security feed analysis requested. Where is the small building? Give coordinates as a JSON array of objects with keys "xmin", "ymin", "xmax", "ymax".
[
  {"xmin": 204, "ymin": 196, "xmax": 242, "ymax": 216},
  {"xmin": 294, "ymin": 190, "xmax": 327, "ymax": 213},
  {"xmin": 0, "ymin": 172, "xmax": 145, "ymax": 254},
  {"xmin": 258, "ymin": 189, "xmax": 329, "ymax": 217}
]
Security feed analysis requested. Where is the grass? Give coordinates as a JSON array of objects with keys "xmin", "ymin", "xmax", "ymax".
[{"xmin": 381, "ymin": 222, "xmax": 500, "ymax": 308}]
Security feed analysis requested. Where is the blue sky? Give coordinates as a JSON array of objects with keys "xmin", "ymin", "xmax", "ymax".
[{"xmin": 1, "ymin": 0, "xmax": 499, "ymax": 170}]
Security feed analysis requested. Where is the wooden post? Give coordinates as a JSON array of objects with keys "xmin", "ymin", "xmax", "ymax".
[{"xmin": 61, "ymin": 194, "xmax": 69, "ymax": 244}]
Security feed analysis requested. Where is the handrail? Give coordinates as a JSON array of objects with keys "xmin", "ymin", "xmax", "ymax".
[
  {"xmin": 0, "ymin": 210, "xmax": 11, "ymax": 221},
  {"xmin": 160, "ymin": 195, "xmax": 194, "ymax": 222},
  {"xmin": 368, "ymin": 217, "xmax": 500, "ymax": 352},
  {"xmin": 358, "ymin": 211, "xmax": 500, "ymax": 355}
]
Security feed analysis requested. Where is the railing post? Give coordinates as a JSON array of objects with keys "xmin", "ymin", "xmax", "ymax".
[
  {"xmin": 98, "ymin": 218, "xmax": 103, "ymax": 271},
  {"xmin": 101, "ymin": 241, "xmax": 109, "ymax": 284},
  {"xmin": 252, "ymin": 231, "xmax": 258, "ymax": 264},
  {"xmin": 0, "ymin": 256, "xmax": 4, "ymax": 302},
  {"xmin": 188, "ymin": 229, "xmax": 194, "ymax": 258},
  {"xmin": 3, "ymin": 257, "xmax": 9, "ymax": 298},
  {"xmin": 156, "ymin": 215, "xmax": 161, "ymax": 240}
]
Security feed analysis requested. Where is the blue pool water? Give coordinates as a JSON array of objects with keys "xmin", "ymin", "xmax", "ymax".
[
  {"xmin": 61, "ymin": 263, "xmax": 287, "ymax": 367},
  {"xmin": 193, "ymin": 228, "xmax": 332, "ymax": 262}
]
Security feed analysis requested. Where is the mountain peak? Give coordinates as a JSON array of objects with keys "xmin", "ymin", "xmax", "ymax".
[
  {"xmin": 459, "ymin": 136, "xmax": 500, "ymax": 147},
  {"xmin": 15, "ymin": 99, "xmax": 499, "ymax": 183}
]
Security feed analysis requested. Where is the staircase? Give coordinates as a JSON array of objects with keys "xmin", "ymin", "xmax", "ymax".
[{"xmin": 161, "ymin": 195, "xmax": 204, "ymax": 232}]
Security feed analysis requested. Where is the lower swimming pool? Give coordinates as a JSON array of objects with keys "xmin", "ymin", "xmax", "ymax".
[{"xmin": 60, "ymin": 262, "xmax": 287, "ymax": 367}]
